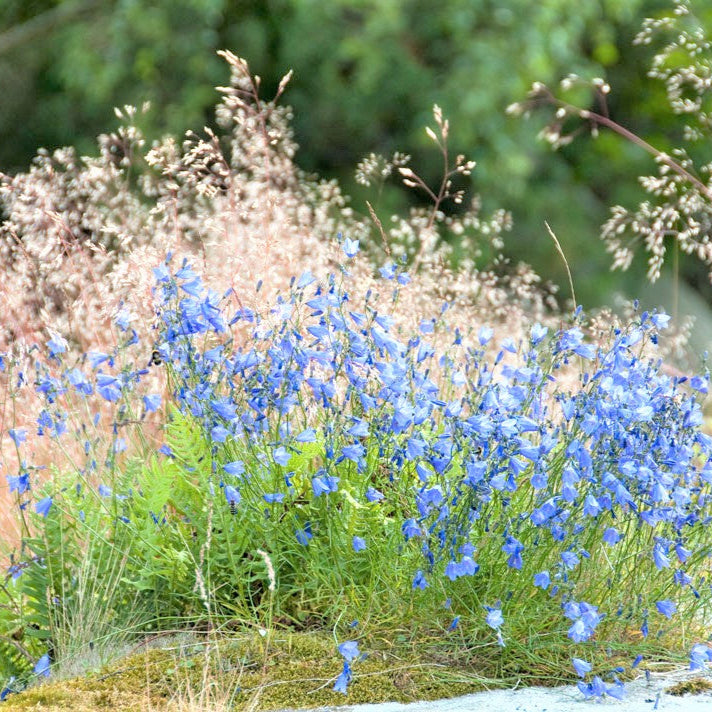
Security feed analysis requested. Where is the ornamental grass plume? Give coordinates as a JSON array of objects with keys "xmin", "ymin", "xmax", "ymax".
[
  {"xmin": 0, "ymin": 51, "xmax": 553, "ymax": 355},
  {"xmin": 512, "ymin": 0, "xmax": 712, "ymax": 288}
]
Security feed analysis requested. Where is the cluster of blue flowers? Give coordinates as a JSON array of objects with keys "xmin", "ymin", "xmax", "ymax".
[{"xmin": 4, "ymin": 238, "xmax": 712, "ymax": 699}]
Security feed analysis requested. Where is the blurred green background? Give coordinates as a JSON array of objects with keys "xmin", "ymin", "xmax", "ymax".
[{"xmin": 2, "ymin": 0, "xmax": 712, "ymax": 343}]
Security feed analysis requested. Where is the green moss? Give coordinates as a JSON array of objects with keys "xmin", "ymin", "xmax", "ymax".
[
  {"xmin": 0, "ymin": 628, "xmax": 697, "ymax": 711},
  {"xmin": 1, "ymin": 632, "xmax": 499, "ymax": 711},
  {"xmin": 0, "ymin": 647, "xmax": 175, "ymax": 711},
  {"xmin": 228, "ymin": 635, "xmax": 484, "ymax": 710},
  {"xmin": 666, "ymin": 677, "xmax": 712, "ymax": 696}
]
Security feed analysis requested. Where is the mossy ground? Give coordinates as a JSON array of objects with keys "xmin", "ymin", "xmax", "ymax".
[
  {"xmin": 665, "ymin": 677, "xmax": 712, "ymax": 696},
  {"xmin": 1, "ymin": 631, "xmax": 494, "ymax": 711},
  {"xmin": 1, "ymin": 624, "xmax": 697, "ymax": 711}
]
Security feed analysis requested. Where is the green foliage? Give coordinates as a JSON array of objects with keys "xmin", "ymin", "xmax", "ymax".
[
  {"xmin": 123, "ymin": 410, "xmax": 421, "ymax": 622},
  {"xmin": 0, "ymin": 570, "xmax": 45, "ymax": 680},
  {"xmin": 0, "ymin": 463, "xmax": 162, "ymax": 682},
  {"xmin": 0, "ymin": 405, "xmax": 424, "ymax": 686},
  {"xmin": 3, "ymin": 384, "xmax": 706, "ymax": 689}
]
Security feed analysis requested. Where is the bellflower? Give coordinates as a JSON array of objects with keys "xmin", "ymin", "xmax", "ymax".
[
  {"xmin": 333, "ymin": 660, "xmax": 352, "ymax": 694},
  {"xmin": 35, "ymin": 497, "xmax": 53, "ymax": 518},
  {"xmin": 338, "ymin": 640, "xmax": 361, "ymax": 661},
  {"xmin": 485, "ymin": 607, "xmax": 504, "ymax": 630},
  {"xmin": 224, "ymin": 461, "xmax": 245, "ymax": 477},
  {"xmin": 33, "ymin": 654, "xmax": 50, "ymax": 678},
  {"xmin": 533, "ymin": 571, "xmax": 551, "ymax": 589},
  {"xmin": 8, "ymin": 428, "xmax": 27, "ymax": 447},
  {"xmin": 412, "ymin": 570, "xmax": 428, "ymax": 590},
  {"xmin": 46, "ymin": 333, "xmax": 68, "ymax": 358},
  {"xmin": 342, "ymin": 237, "xmax": 360, "ymax": 258},
  {"xmin": 7, "ymin": 473, "xmax": 30, "ymax": 495},
  {"xmin": 690, "ymin": 644, "xmax": 712, "ymax": 671},
  {"xmin": 572, "ymin": 658, "xmax": 592, "ymax": 678},
  {"xmin": 224, "ymin": 485, "xmax": 241, "ymax": 507},
  {"xmin": 352, "ymin": 536, "xmax": 366, "ymax": 552},
  {"xmin": 655, "ymin": 600, "xmax": 676, "ymax": 619}
]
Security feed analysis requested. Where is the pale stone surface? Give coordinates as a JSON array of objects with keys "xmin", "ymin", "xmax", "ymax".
[{"xmin": 282, "ymin": 668, "xmax": 712, "ymax": 712}]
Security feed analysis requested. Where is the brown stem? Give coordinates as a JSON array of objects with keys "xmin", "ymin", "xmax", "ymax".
[
  {"xmin": 0, "ymin": 634, "xmax": 34, "ymax": 662},
  {"xmin": 553, "ymin": 93, "xmax": 712, "ymax": 203},
  {"xmin": 427, "ymin": 143, "xmax": 450, "ymax": 232}
]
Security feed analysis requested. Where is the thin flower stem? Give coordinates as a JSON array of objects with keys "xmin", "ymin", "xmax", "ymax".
[
  {"xmin": 545, "ymin": 221, "xmax": 577, "ymax": 311},
  {"xmin": 546, "ymin": 89, "xmax": 712, "ymax": 203}
]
